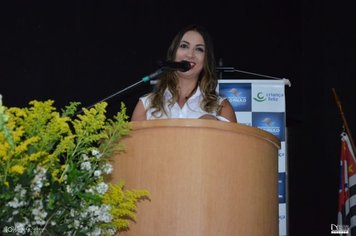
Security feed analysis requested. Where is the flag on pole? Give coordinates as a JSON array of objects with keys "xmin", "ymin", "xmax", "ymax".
[{"xmin": 338, "ymin": 132, "xmax": 356, "ymax": 235}]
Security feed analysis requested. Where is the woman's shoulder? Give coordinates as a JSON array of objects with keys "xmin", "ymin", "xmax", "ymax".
[
  {"xmin": 139, "ymin": 93, "xmax": 154, "ymax": 108},
  {"xmin": 140, "ymin": 92, "xmax": 152, "ymax": 99},
  {"xmin": 217, "ymin": 94, "xmax": 227, "ymax": 104}
]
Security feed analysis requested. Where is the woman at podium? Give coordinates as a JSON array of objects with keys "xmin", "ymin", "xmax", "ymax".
[{"xmin": 131, "ymin": 24, "xmax": 237, "ymax": 123}]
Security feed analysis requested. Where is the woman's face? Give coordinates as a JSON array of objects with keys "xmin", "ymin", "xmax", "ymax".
[{"xmin": 175, "ymin": 30, "xmax": 205, "ymax": 77}]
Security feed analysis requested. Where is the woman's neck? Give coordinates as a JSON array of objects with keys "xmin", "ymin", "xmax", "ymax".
[{"xmin": 178, "ymin": 79, "xmax": 198, "ymax": 100}]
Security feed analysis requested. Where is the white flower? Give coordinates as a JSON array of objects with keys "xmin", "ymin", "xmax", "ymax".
[
  {"xmin": 80, "ymin": 161, "xmax": 91, "ymax": 171},
  {"xmin": 97, "ymin": 205, "xmax": 112, "ymax": 223},
  {"xmin": 31, "ymin": 200, "xmax": 48, "ymax": 226},
  {"xmin": 66, "ymin": 185, "xmax": 72, "ymax": 193},
  {"xmin": 91, "ymin": 149, "xmax": 102, "ymax": 159},
  {"xmin": 14, "ymin": 222, "xmax": 26, "ymax": 234},
  {"xmin": 7, "ymin": 197, "xmax": 26, "ymax": 208},
  {"xmin": 82, "ymin": 204, "xmax": 113, "ymax": 229},
  {"xmin": 31, "ymin": 167, "xmax": 47, "ymax": 193},
  {"xmin": 88, "ymin": 227, "xmax": 101, "ymax": 236},
  {"xmin": 32, "ymin": 182, "xmax": 43, "ymax": 193},
  {"xmin": 82, "ymin": 154, "xmax": 89, "ymax": 161},
  {"xmin": 102, "ymin": 163, "xmax": 113, "ymax": 174},
  {"xmin": 70, "ymin": 209, "xmax": 76, "ymax": 217},
  {"xmin": 14, "ymin": 184, "xmax": 22, "ymax": 192},
  {"xmin": 20, "ymin": 189, "xmax": 26, "ymax": 198},
  {"xmin": 96, "ymin": 182, "xmax": 108, "ymax": 194},
  {"xmin": 88, "ymin": 205, "xmax": 99, "ymax": 213},
  {"xmin": 3, "ymin": 226, "xmax": 9, "ymax": 233},
  {"xmin": 94, "ymin": 170, "xmax": 102, "ymax": 177},
  {"xmin": 73, "ymin": 220, "xmax": 80, "ymax": 229},
  {"xmin": 80, "ymin": 211, "xmax": 88, "ymax": 218},
  {"xmin": 106, "ymin": 228, "xmax": 116, "ymax": 236},
  {"xmin": 85, "ymin": 188, "xmax": 94, "ymax": 194}
]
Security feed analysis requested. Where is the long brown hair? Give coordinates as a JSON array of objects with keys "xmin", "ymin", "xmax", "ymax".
[{"xmin": 149, "ymin": 24, "xmax": 221, "ymax": 117}]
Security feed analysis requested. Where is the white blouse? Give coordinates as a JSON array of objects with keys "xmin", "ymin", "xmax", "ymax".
[{"xmin": 140, "ymin": 87, "xmax": 230, "ymax": 122}]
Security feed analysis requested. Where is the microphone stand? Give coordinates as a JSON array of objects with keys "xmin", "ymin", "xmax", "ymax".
[
  {"xmin": 76, "ymin": 68, "xmax": 164, "ymax": 115},
  {"xmin": 216, "ymin": 66, "xmax": 291, "ymax": 87}
]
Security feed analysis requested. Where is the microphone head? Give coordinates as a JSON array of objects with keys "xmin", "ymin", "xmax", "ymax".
[
  {"xmin": 158, "ymin": 60, "xmax": 191, "ymax": 72},
  {"xmin": 179, "ymin": 60, "xmax": 191, "ymax": 72}
]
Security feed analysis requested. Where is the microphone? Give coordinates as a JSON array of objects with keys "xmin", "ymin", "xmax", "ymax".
[{"xmin": 158, "ymin": 60, "xmax": 191, "ymax": 72}]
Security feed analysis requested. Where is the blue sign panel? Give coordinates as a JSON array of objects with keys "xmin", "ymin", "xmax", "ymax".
[
  {"xmin": 278, "ymin": 172, "xmax": 286, "ymax": 204},
  {"xmin": 252, "ymin": 112, "xmax": 285, "ymax": 141},
  {"xmin": 219, "ymin": 83, "xmax": 251, "ymax": 111}
]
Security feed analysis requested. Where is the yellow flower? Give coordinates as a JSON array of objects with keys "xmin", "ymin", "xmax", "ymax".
[
  {"xmin": 102, "ymin": 182, "xmax": 149, "ymax": 231},
  {"xmin": 9, "ymin": 165, "xmax": 25, "ymax": 175},
  {"xmin": 51, "ymin": 164, "xmax": 68, "ymax": 183},
  {"xmin": 14, "ymin": 136, "xmax": 40, "ymax": 155},
  {"xmin": 7, "ymin": 107, "xmax": 26, "ymax": 118},
  {"xmin": 0, "ymin": 142, "xmax": 11, "ymax": 161},
  {"xmin": 27, "ymin": 151, "xmax": 48, "ymax": 162},
  {"xmin": 11, "ymin": 127, "xmax": 25, "ymax": 143}
]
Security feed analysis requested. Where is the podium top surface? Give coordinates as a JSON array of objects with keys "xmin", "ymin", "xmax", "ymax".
[{"xmin": 130, "ymin": 119, "xmax": 281, "ymax": 149}]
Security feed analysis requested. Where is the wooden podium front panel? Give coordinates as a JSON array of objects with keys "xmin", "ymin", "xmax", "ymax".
[{"xmin": 111, "ymin": 119, "xmax": 280, "ymax": 236}]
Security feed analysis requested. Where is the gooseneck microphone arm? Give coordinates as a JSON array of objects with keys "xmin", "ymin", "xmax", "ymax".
[
  {"xmin": 77, "ymin": 60, "xmax": 192, "ymax": 115},
  {"xmin": 77, "ymin": 68, "xmax": 164, "ymax": 114}
]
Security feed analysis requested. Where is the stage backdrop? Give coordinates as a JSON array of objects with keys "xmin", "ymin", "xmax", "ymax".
[{"xmin": 218, "ymin": 79, "xmax": 288, "ymax": 236}]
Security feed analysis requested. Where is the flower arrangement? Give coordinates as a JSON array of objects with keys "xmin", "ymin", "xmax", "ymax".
[{"xmin": 0, "ymin": 95, "xmax": 149, "ymax": 236}]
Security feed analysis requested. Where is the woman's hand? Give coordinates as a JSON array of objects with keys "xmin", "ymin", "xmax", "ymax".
[
  {"xmin": 218, "ymin": 99, "xmax": 237, "ymax": 122},
  {"xmin": 199, "ymin": 114, "xmax": 218, "ymax": 120}
]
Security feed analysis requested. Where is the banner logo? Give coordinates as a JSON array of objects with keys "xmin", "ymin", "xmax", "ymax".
[
  {"xmin": 251, "ymin": 88, "xmax": 285, "ymax": 112},
  {"xmin": 253, "ymin": 91, "xmax": 284, "ymax": 103},
  {"xmin": 219, "ymin": 83, "xmax": 251, "ymax": 111},
  {"xmin": 252, "ymin": 112, "xmax": 285, "ymax": 141},
  {"xmin": 331, "ymin": 224, "xmax": 349, "ymax": 234},
  {"xmin": 253, "ymin": 92, "xmax": 267, "ymax": 102}
]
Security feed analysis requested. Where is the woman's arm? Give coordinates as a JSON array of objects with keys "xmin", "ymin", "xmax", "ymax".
[
  {"xmin": 131, "ymin": 100, "xmax": 147, "ymax": 121},
  {"xmin": 218, "ymin": 99, "xmax": 237, "ymax": 122},
  {"xmin": 199, "ymin": 99, "xmax": 237, "ymax": 122}
]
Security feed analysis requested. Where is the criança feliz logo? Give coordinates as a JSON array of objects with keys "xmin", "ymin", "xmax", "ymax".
[{"xmin": 253, "ymin": 92, "xmax": 267, "ymax": 102}]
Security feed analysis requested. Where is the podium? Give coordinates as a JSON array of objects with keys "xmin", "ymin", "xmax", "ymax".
[{"xmin": 110, "ymin": 119, "xmax": 280, "ymax": 236}]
